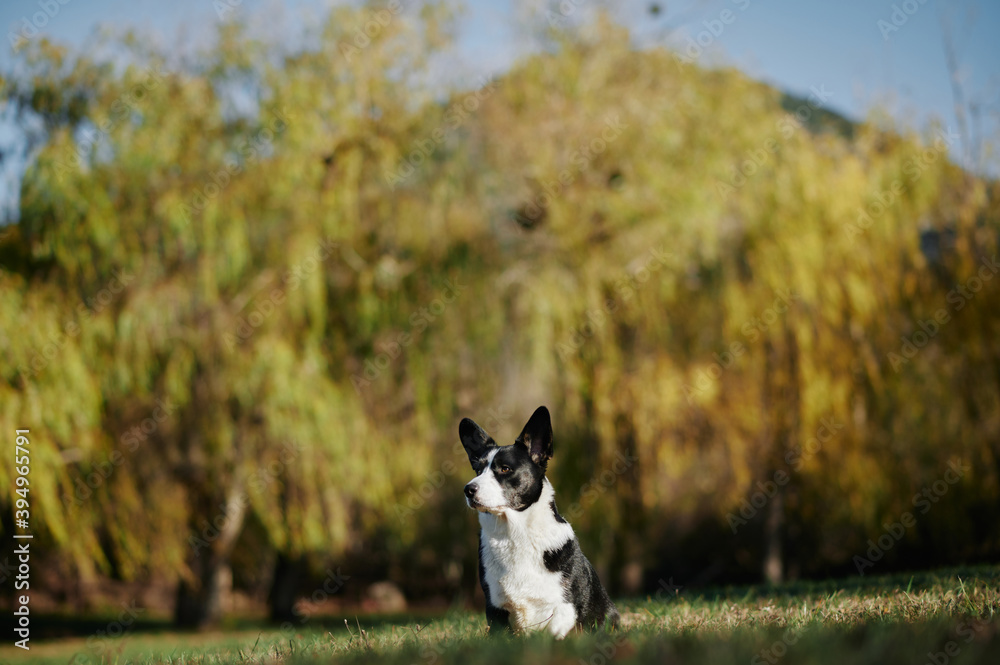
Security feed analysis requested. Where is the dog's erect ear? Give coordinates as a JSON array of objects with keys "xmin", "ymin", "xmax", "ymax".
[
  {"xmin": 459, "ymin": 418, "xmax": 496, "ymax": 469},
  {"xmin": 516, "ymin": 406, "xmax": 553, "ymax": 469}
]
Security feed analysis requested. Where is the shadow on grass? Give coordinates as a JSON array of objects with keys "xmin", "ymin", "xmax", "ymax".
[
  {"xmin": 669, "ymin": 564, "xmax": 1000, "ymax": 604},
  {"xmin": 308, "ymin": 616, "xmax": 1000, "ymax": 665},
  {"xmin": 10, "ymin": 609, "xmax": 452, "ymax": 643}
]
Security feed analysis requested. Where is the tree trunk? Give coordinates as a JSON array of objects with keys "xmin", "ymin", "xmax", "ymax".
[
  {"xmin": 760, "ymin": 327, "xmax": 799, "ymax": 586},
  {"xmin": 269, "ymin": 554, "xmax": 305, "ymax": 623},
  {"xmin": 763, "ymin": 488, "xmax": 784, "ymax": 585},
  {"xmin": 174, "ymin": 482, "xmax": 247, "ymax": 628},
  {"xmin": 175, "ymin": 562, "xmax": 232, "ymax": 628}
]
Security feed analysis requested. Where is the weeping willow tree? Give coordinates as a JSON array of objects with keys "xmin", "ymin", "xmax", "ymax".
[
  {"xmin": 0, "ymin": 3, "xmax": 998, "ymax": 621},
  {"xmin": 447, "ymin": 15, "xmax": 1000, "ymax": 587},
  {"xmin": 0, "ymin": 3, "xmax": 468, "ymax": 626}
]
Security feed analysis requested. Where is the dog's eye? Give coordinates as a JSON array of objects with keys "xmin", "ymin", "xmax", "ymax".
[{"xmin": 496, "ymin": 465, "xmax": 512, "ymax": 474}]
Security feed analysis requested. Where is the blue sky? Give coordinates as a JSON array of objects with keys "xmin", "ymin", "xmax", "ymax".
[{"xmin": 1, "ymin": 0, "xmax": 998, "ymax": 215}]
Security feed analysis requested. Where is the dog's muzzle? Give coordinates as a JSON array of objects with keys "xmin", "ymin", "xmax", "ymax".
[{"xmin": 464, "ymin": 482, "xmax": 484, "ymax": 510}]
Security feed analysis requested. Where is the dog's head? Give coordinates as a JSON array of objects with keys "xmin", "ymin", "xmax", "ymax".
[{"xmin": 460, "ymin": 406, "xmax": 554, "ymax": 514}]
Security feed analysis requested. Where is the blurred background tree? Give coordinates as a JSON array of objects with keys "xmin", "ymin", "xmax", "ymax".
[{"xmin": 0, "ymin": 1, "xmax": 997, "ymax": 628}]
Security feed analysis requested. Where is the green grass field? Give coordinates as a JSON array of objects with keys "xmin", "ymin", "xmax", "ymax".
[{"xmin": 7, "ymin": 567, "xmax": 999, "ymax": 665}]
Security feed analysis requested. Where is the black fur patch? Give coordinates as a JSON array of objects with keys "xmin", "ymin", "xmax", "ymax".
[
  {"xmin": 550, "ymin": 500, "xmax": 567, "ymax": 523},
  {"xmin": 543, "ymin": 538, "xmax": 620, "ymax": 629},
  {"xmin": 515, "ymin": 406, "xmax": 554, "ymax": 470},
  {"xmin": 460, "ymin": 418, "xmax": 497, "ymax": 473},
  {"xmin": 543, "ymin": 540, "xmax": 574, "ymax": 573},
  {"xmin": 489, "ymin": 445, "xmax": 545, "ymax": 511}
]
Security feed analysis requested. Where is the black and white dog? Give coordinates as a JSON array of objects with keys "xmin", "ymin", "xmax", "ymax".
[{"xmin": 460, "ymin": 406, "xmax": 619, "ymax": 638}]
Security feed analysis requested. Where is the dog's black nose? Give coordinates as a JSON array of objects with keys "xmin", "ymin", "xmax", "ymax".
[{"xmin": 464, "ymin": 484, "xmax": 476, "ymax": 499}]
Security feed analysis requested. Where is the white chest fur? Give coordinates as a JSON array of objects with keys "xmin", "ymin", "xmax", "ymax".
[{"xmin": 478, "ymin": 479, "xmax": 579, "ymax": 638}]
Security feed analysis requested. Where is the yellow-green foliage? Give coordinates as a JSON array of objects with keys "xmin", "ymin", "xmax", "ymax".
[{"xmin": 0, "ymin": 6, "xmax": 997, "ymax": 593}]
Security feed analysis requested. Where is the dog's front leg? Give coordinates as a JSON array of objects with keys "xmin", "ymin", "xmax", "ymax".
[
  {"xmin": 486, "ymin": 604, "xmax": 511, "ymax": 635},
  {"xmin": 547, "ymin": 603, "xmax": 577, "ymax": 639}
]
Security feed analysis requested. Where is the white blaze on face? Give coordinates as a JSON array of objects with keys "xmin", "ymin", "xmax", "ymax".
[{"xmin": 466, "ymin": 449, "xmax": 508, "ymax": 513}]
